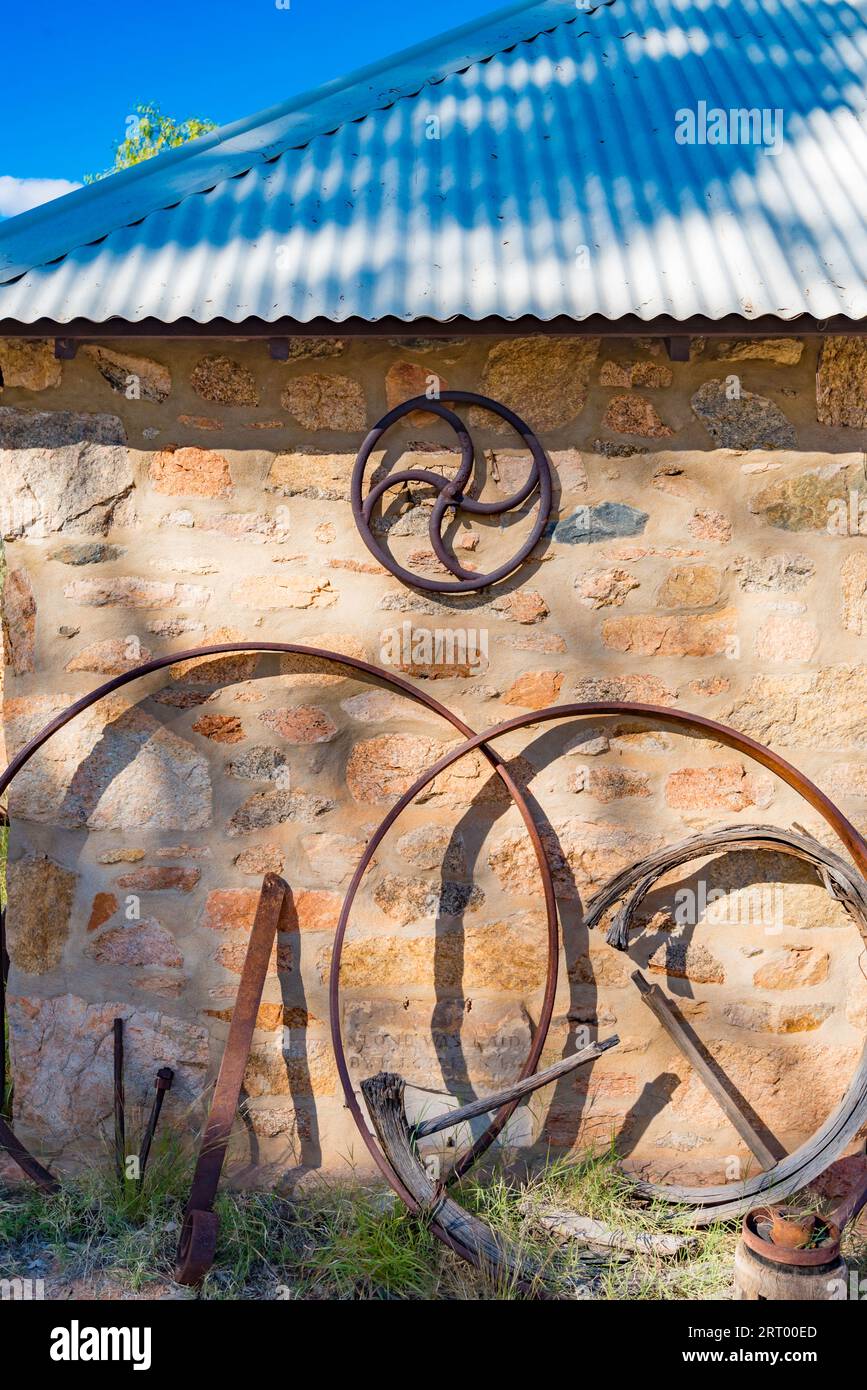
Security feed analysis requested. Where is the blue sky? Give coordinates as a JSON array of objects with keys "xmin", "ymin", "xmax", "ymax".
[{"xmin": 0, "ymin": 0, "xmax": 502, "ymax": 216}]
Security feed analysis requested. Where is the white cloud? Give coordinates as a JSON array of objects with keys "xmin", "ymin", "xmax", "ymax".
[{"xmin": 0, "ymin": 175, "xmax": 82, "ymax": 220}]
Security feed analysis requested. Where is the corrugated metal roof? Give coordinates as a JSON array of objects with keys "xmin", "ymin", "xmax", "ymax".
[{"xmin": 2, "ymin": 0, "xmax": 867, "ymax": 324}]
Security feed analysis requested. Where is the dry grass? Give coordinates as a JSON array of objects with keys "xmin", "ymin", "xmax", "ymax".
[
  {"xmin": 0, "ymin": 1137, "xmax": 754, "ymax": 1301},
  {"xmin": 1, "ymin": 1122, "xmax": 866, "ymax": 1301}
]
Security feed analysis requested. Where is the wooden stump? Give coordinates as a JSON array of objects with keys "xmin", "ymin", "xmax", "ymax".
[{"xmin": 733, "ymin": 1239, "xmax": 848, "ymax": 1300}]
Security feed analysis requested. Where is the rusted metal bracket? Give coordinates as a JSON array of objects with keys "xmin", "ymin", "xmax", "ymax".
[
  {"xmin": 174, "ymin": 874, "xmax": 288, "ymax": 1286},
  {"xmin": 663, "ymin": 335, "xmax": 691, "ymax": 361},
  {"xmin": 351, "ymin": 391, "xmax": 553, "ymax": 593}
]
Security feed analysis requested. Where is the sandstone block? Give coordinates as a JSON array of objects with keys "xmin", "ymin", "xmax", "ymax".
[
  {"xmin": 0, "ymin": 338, "xmax": 62, "ymax": 389},
  {"xmin": 280, "ymin": 374, "xmax": 366, "ymax": 431},
  {"xmin": 84, "ymin": 346, "xmax": 171, "ymax": 402},
  {"xmin": 692, "ymin": 380, "xmax": 796, "ymax": 448},
  {"xmin": 6, "ymin": 856, "xmax": 76, "ymax": 974},
  {"xmin": 4, "ymin": 695, "xmax": 212, "ymax": 830},
  {"xmin": 502, "ymin": 670, "xmax": 563, "ymax": 709},
  {"xmin": 841, "ymin": 552, "xmax": 867, "ymax": 634},
  {"xmin": 64, "ymin": 637, "xmax": 152, "ymax": 675},
  {"xmin": 63, "ymin": 576, "xmax": 211, "ymax": 608},
  {"xmin": 602, "ymin": 394, "xmax": 673, "ymax": 437},
  {"xmin": 473, "ymin": 337, "xmax": 599, "ymax": 432},
  {"xmin": 149, "ymin": 446, "xmax": 233, "ymax": 497},
  {"xmin": 648, "ymin": 940, "xmax": 725, "ymax": 983},
  {"xmin": 575, "ymin": 567, "xmax": 639, "ymax": 609},
  {"xmin": 754, "ymin": 947, "xmax": 830, "ymax": 990},
  {"xmin": 190, "ymin": 355, "xmax": 259, "ymax": 406},
  {"xmin": 259, "ymin": 706, "xmax": 338, "ymax": 743},
  {"xmin": 86, "ymin": 918, "xmax": 183, "ymax": 969},
  {"xmin": 2, "ymin": 568, "xmax": 36, "ymax": 673},
  {"xmin": 232, "ymin": 574, "xmax": 337, "ymax": 610},
  {"xmin": 602, "ymin": 607, "xmax": 737, "ymax": 657},
  {"xmin": 816, "ymin": 338, "xmax": 867, "ymax": 427},
  {"xmin": 7, "ymin": 994, "xmax": 208, "ymax": 1140},
  {"xmin": 0, "ymin": 408, "xmax": 134, "ymax": 538},
  {"xmin": 656, "ymin": 563, "xmax": 722, "ymax": 609}
]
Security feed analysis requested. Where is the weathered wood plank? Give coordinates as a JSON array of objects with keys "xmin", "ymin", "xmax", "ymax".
[
  {"xmin": 632, "ymin": 969, "xmax": 779, "ymax": 1170},
  {"xmin": 534, "ymin": 1209, "xmax": 697, "ymax": 1257},
  {"xmin": 362, "ymin": 1072, "xmax": 549, "ymax": 1294},
  {"xmin": 412, "ymin": 1036, "xmax": 619, "ymax": 1139}
]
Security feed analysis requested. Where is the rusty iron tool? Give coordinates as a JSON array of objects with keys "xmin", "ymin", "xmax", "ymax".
[
  {"xmin": 174, "ymin": 874, "xmax": 288, "ymax": 1286},
  {"xmin": 351, "ymin": 391, "xmax": 553, "ymax": 593},
  {"xmin": 138, "ymin": 1067, "xmax": 174, "ymax": 1186},
  {"xmin": 113, "ymin": 1018, "xmax": 125, "ymax": 1188}
]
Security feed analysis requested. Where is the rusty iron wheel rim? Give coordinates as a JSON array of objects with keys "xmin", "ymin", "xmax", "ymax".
[
  {"xmin": 0, "ymin": 642, "xmax": 558, "ymax": 1244},
  {"xmin": 350, "ymin": 390, "xmax": 553, "ymax": 593},
  {"xmin": 333, "ymin": 701, "xmax": 867, "ymax": 1226}
]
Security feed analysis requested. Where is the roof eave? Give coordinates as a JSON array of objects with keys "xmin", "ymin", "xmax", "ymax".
[{"xmin": 1, "ymin": 312, "xmax": 863, "ymax": 343}]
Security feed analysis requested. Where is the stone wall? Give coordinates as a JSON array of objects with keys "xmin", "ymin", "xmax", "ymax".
[{"xmin": 1, "ymin": 332, "xmax": 866, "ymax": 1188}]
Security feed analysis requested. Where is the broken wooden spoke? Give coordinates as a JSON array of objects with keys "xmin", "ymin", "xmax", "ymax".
[
  {"xmin": 411, "ymin": 1036, "xmax": 619, "ymax": 1140},
  {"xmin": 362, "ymin": 1042, "xmax": 618, "ymax": 1294},
  {"xmin": 631, "ymin": 970, "xmax": 779, "ymax": 1170}
]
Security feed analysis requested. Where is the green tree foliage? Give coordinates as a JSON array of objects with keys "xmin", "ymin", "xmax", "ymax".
[{"xmin": 85, "ymin": 102, "xmax": 217, "ymax": 182}]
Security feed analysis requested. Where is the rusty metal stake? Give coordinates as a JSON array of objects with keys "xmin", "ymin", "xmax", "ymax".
[
  {"xmin": 113, "ymin": 1018, "xmax": 125, "ymax": 1188},
  {"xmin": 174, "ymin": 874, "xmax": 288, "ymax": 1286},
  {"xmin": 138, "ymin": 1067, "xmax": 174, "ymax": 1186}
]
